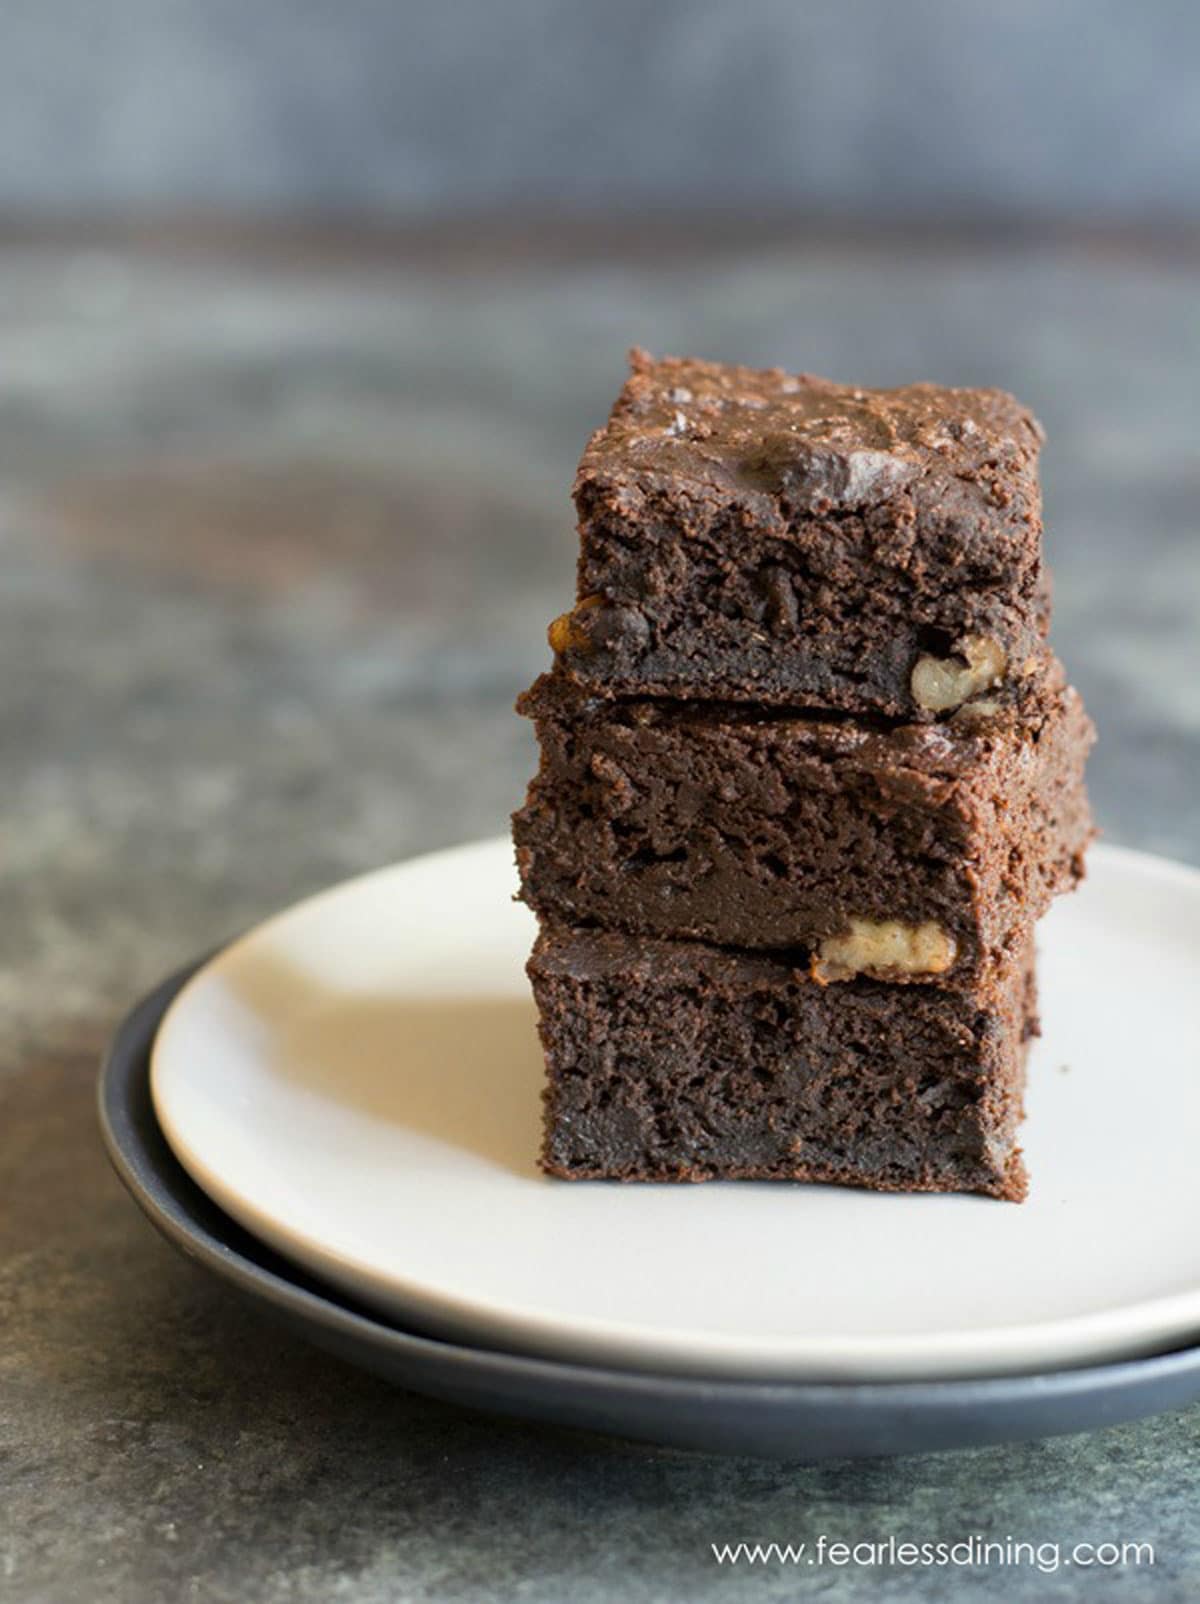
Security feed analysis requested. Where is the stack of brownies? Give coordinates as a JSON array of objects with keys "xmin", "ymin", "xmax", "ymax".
[{"xmin": 513, "ymin": 351, "xmax": 1093, "ymax": 1201}]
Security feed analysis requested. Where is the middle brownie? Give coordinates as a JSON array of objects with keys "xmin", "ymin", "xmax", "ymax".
[{"xmin": 514, "ymin": 663, "xmax": 1093, "ymax": 988}]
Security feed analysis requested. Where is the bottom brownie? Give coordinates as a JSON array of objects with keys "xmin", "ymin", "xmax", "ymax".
[{"xmin": 528, "ymin": 925, "xmax": 1038, "ymax": 1201}]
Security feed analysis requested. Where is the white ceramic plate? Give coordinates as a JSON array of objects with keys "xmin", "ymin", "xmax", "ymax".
[{"xmin": 152, "ymin": 838, "xmax": 1200, "ymax": 1382}]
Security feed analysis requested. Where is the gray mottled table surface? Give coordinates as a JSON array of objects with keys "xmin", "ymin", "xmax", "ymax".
[{"xmin": 2, "ymin": 225, "xmax": 1197, "ymax": 1602}]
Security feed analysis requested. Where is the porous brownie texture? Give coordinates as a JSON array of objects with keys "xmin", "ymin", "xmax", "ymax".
[
  {"xmin": 529, "ymin": 924, "xmax": 1038, "ymax": 1201},
  {"xmin": 514, "ymin": 662, "xmax": 1093, "ymax": 986},
  {"xmin": 552, "ymin": 350, "xmax": 1048, "ymax": 719}
]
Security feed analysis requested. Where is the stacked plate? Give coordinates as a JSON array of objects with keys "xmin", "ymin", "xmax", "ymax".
[{"xmin": 99, "ymin": 838, "xmax": 1200, "ymax": 1458}]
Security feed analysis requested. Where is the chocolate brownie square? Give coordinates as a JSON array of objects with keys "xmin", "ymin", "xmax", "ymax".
[
  {"xmin": 529, "ymin": 924, "xmax": 1038, "ymax": 1201},
  {"xmin": 550, "ymin": 350, "xmax": 1048, "ymax": 719},
  {"xmin": 514, "ymin": 660, "xmax": 1093, "ymax": 988}
]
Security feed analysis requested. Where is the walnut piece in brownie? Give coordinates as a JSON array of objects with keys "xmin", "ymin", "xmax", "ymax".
[{"xmin": 552, "ymin": 349, "xmax": 1048, "ymax": 719}]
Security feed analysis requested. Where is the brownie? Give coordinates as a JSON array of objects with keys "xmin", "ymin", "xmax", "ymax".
[
  {"xmin": 551, "ymin": 350, "xmax": 1048, "ymax": 719},
  {"xmin": 514, "ymin": 661, "xmax": 1093, "ymax": 986},
  {"xmin": 529, "ymin": 924, "xmax": 1038, "ymax": 1201}
]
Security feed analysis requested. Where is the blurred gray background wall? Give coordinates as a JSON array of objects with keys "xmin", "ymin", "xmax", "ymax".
[{"xmin": 2, "ymin": 0, "xmax": 1198, "ymax": 220}]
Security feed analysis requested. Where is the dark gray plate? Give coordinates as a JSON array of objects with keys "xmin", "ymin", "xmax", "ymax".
[{"xmin": 99, "ymin": 965, "xmax": 1200, "ymax": 1460}]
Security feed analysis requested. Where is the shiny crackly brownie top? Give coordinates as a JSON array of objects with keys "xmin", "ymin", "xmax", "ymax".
[{"xmin": 577, "ymin": 349, "xmax": 1045, "ymax": 516}]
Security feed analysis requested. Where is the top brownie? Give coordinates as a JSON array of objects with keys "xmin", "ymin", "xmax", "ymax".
[{"xmin": 550, "ymin": 350, "xmax": 1048, "ymax": 719}]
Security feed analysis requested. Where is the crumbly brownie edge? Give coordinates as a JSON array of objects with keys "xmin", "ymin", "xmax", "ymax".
[
  {"xmin": 553, "ymin": 352, "xmax": 1048, "ymax": 718},
  {"xmin": 528, "ymin": 924, "xmax": 1034, "ymax": 1202},
  {"xmin": 513, "ymin": 663, "xmax": 1092, "ymax": 987}
]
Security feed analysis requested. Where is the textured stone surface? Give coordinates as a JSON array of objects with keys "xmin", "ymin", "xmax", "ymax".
[{"xmin": 2, "ymin": 229, "xmax": 1198, "ymax": 1600}]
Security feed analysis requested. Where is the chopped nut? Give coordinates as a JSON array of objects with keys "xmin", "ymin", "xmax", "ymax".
[
  {"xmin": 911, "ymin": 636, "xmax": 1006, "ymax": 712},
  {"xmin": 950, "ymin": 697, "xmax": 1001, "ymax": 725},
  {"xmin": 547, "ymin": 595, "xmax": 604, "ymax": 655},
  {"xmin": 815, "ymin": 918, "xmax": 958, "ymax": 981},
  {"xmin": 548, "ymin": 595, "xmax": 650, "ymax": 658}
]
